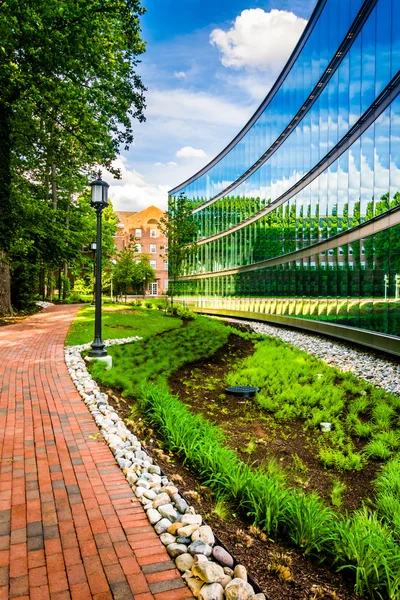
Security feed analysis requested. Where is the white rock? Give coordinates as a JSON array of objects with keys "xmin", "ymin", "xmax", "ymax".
[
  {"xmin": 135, "ymin": 487, "xmax": 146, "ymax": 498},
  {"xmin": 199, "ymin": 583, "xmax": 224, "ymax": 600},
  {"xmin": 136, "ymin": 479, "xmax": 151, "ymax": 490},
  {"xmin": 146, "ymin": 509, "xmax": 162, "ymax": 525},
  {"xmin": 192, "ymin": 560, "xmax": 224, "ymax": 584},
  {"xmin": 143, "ymin": 489, "xmax": 157, "ymax": 500},
  {"xmin": 126, "ymin": 472, "xmax": 138, "ymax": 485},
  {"xmin": 153, "ymin": 493, "xmax": 171, "ymax": 508},
  {"xmin": 181, "ymin": 514, "xmax": 202, "ymax": 527},
  {"xmin": 175, "ymin": 553, "xmax": 194, "ymax": 572},
  {"xmin": 178, "ymin": 524, "xmax": 199, "ymax": 537},
  {"xmin": 154, "ymin": 518, "xmax": 172, "ymax": 535},
  {"xmin": 160, "ymin": 533, "xmax": 176, "ymax": 546},
  {"xmin": 225, "ymin": 579, "xmax": 255, "ymax": 600},
  {"xmin": 167, "ymin": 543, "xmax": 188, "ymax": 558},
  {"xmin": 164, "ymin": 485, "xmax": 179, "ymax": 496},
  {"xmin": 183, "ymin": 575, "xmax": 203, "ymax": 597},
  {"xmin": 220, "ymin": 575, "xmax": 232, "ymax": 589},
  {"xmin": 149, "ymin": 465, "xmax": 161, "ymax": 475},
  {"xmin": 192, "ymin": 526, "xmax": 215, "ymax": 546},
  {"xmin": 158, "ymin": 504, "xmax": 178, "ymax": 521}
]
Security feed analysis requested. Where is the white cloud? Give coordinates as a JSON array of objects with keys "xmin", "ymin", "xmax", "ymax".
[
  {"xmin": 174, "ymin": 71, "xmax": 186, "ymax": 79},
  {"xmin": 176, "ymin": 146, "xmax": 207, "ymax": 158},
  {"xmin": 107, "ymin": 157, "xmax": 169, "ymax": 212},
  {"xmin": 146, "ymin": 88, "xmax": 252, "ymax": 127},
  {"xmin": 210, "ymin": 9, "xmax": 307, "ymax": 72},
  {"xmin": 154, "ymin": 161, "xmax": 178, "ymax": 167}
]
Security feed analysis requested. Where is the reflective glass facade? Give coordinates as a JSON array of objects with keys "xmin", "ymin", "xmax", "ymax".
[{"xmin": 169, "ymin": 0, "xmax": 400, "ymax": 341}]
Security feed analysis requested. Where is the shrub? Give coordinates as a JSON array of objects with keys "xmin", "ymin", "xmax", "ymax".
[{"xmin": 171, "ymin": 303, "xmax": 196, "ymax": 320}]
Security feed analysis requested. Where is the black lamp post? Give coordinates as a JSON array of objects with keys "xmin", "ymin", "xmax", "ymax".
[
  {"xmin": 90, "ymin": 241, "xmax": 97, "ymax": 306},
  {"xmin": 88, "ymin": 172, "xmax": 109, "ymax": 358}
]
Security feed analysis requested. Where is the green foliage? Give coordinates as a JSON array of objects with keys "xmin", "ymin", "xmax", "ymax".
[
  {"xmin": 0, "ymin": 0, "xmax": 146, "ymax": 312},
  {"xmin": 285, "ymin": 492, "xmax": 337, "ymax": 556},
  {"xmin": 139, "ymin": 383, "xmax": 400, "ymax": 595},
  {"xmin": 170, "ymin": 303, "xmax": 197, "ymax": 320},
  {"xmin": 65, "ymin": 305, "xmax": 181, "ymax": 346},
  {"xmin": 375, "ymin": 454, "xmax": 400, "ymax": 539},
  {"xmin": 336, "ymin": 509, "xmax": 400, "ymax": 598},
  {"xmin": 364, "ymin": 440, "xmax": 393, "ymax": 461},
  {"xmin": 319, "ymin": 448, "xmax": 365, "ymax": 471},
  {"xmin": 72, "ymin": 278, "xmax": 92, "ymax": 295},
  {"xmin": 330, "ymin": 478, "xmax": 347, "ymax": 508},
  {"xmin": 90, "ymin": 316, "xmax": 230, "ymax": 397},
  {"xmin": 226, "ymin": 335, "xmax": 400, "ymax": 471}
]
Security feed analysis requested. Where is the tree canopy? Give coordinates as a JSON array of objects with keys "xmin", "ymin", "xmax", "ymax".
[{"xmin": 0, "ymin": 0, "xmax": 146, "ymax": 313}]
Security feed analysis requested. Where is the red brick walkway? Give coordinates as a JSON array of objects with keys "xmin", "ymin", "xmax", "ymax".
[{"xmin": 0, "ymin": 305, "xmax": 193, "ymax": 600}]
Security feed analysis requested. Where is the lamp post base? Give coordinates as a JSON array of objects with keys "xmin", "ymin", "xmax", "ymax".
[
  {"xmin": 85, "ymin": 354, "xmax": 113, "ymax": 370},
  {"xmin": 88, "ymin": 337, "xmax": 108, "ymax": 358}
]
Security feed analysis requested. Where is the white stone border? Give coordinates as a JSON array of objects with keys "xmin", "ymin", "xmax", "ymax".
[{"xmin": 64, "ymin": 338, "xmax": 265, "ymax": 600}]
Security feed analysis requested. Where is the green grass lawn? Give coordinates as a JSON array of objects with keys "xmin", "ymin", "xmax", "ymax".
[
  {"xmin": 65, "ymin": 304, "xmax": 182, "ymax": 346},
  {"xmin": 90, "ymin": 315, "xmax": 232, "ymax": 396}
]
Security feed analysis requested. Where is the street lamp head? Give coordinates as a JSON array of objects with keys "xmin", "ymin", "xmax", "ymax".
[
  {"xmin": 90, "ymin": 241, "xmax": 97, "ymax": 251},
  {"xmin": 90, "ymin": 172, "xmax": 109, "ymax": 207}
]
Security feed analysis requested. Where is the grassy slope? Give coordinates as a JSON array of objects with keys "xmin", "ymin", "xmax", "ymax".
[{"xmin": 65, "ymin": 305, "xmax": 182, "ymax": 346}]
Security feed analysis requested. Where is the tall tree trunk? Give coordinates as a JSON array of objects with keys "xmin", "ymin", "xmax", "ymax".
[
  {"xmin": 0, "ymin": 103, "xmax": 13, "ymax": 315},
  {"xmin": 0, "ymin": 252, "xmax": 12, "ymax": 315},
  {"xmin": 63, "ymin": 194, "xmax": 71, "ymax": 300},
  {"xmin": 49, "ymin": 160, "xmax": 58, "ymax": 301}
]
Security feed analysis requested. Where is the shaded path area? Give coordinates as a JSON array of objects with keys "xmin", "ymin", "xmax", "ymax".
[{"xmin": 0, "ymin": 305, "xmax": 192, "ymax": 600}]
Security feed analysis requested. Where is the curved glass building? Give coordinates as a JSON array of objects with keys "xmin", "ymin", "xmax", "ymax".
[{"xmin": 169, "ymin": 0, "xmax": 400, "ymax": 355}]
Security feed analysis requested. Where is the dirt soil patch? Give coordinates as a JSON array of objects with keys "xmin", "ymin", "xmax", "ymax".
[{"xmin": 101, "ymin": 327, "xmax": 381, "ymax": 599}]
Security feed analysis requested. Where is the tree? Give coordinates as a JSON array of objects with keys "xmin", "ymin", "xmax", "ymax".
[
  {"xmin": 159, "ymin": 193, "xmax": 198, "ymax": 306},
  {"xmin": 113, "ymin": 246, "xmax": 137, "ymax": 302},
  {"xmin": 131, "ymin": 256, "xmax": 155, "ymax": 294},
  {"xmin": 0, "ymin": 0, "xmax": 146, "ymax": 313}
]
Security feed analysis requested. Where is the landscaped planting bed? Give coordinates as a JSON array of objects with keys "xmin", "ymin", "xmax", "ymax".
[{"xmin": 77, "ymin": 306, "xmax": 400, "ymax": 598}]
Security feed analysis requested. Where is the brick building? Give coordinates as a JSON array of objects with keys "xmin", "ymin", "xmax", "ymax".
[{"xmin": 114, "ymin": 206, "xmax": 168, "ymax": 295}]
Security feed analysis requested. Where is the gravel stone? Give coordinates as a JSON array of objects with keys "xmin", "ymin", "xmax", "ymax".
[
  {"xmin": 166, "ymin": 543, "xmax": 188, "ymax": 558},
  {"xmin": 213, "ymin": 546, "xmax": 234, "ymax": 568},
  {"xmin": 188, "ymin": 540, "xmax": 212, "ymax": 557},
  {"xmin": 175, "ymin": 553, "xmax": 194, "ymax": 572},
  {"xmin": 154, "ymin": 518, "xmax": 173, "ymax": 535},
  {"xmin": 146, "ymin": 509, "xmax": 162, "ymax": 525}
]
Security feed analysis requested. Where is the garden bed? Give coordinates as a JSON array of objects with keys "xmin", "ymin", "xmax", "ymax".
[
  {"xmin": 83, "ymin": 308, "xmax": 400, "ymax": 598},
  {"xmin": 103, "ymin": 348, "xmax": 359, "ymax": 599},
  {"xmin": 168, "ymin": 332, "xmax": 380, "ymax": 513}
]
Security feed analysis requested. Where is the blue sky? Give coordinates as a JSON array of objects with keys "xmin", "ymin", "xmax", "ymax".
[{"xmin": 108, "ymin": 0, "xmax": 317, "ymax": 211}]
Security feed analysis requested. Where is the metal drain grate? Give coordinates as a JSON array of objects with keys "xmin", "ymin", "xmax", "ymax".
[{"xmin": 225, "ymin": 385, "xmax": 260, "ymax": 398}]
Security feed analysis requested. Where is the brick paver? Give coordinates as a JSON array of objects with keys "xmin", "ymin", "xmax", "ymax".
[{"xmin": 0, "ymin": 306, "xmax": 193, "ymax": 600}]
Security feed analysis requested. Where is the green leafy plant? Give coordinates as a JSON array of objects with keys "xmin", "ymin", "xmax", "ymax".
[{"xmin": 330, "ymin": 478, "xmax": 347, "ymax": 508}]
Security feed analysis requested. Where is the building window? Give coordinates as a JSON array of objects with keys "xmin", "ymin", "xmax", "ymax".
[
  {"xmin": 135, "ymin": 228, "xmax": 142, "ymax": 238},
  {"xmin": 150, "ymin": 244, "xmax": 156, "ymax": 253},
  {"xmin": 164, "ymin": 260, "xmax": 168, "ymax": 270},
  {"xmin": 136, "ymin": 243, "xmax": 141, "ymax": 253},
  {"xmin": 150, "ymin": 259, "xmax": 157, "ymax": 269},
  {"xmin": 150, "ymin": 229, "xmax": 157, "ymax": 238}
]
